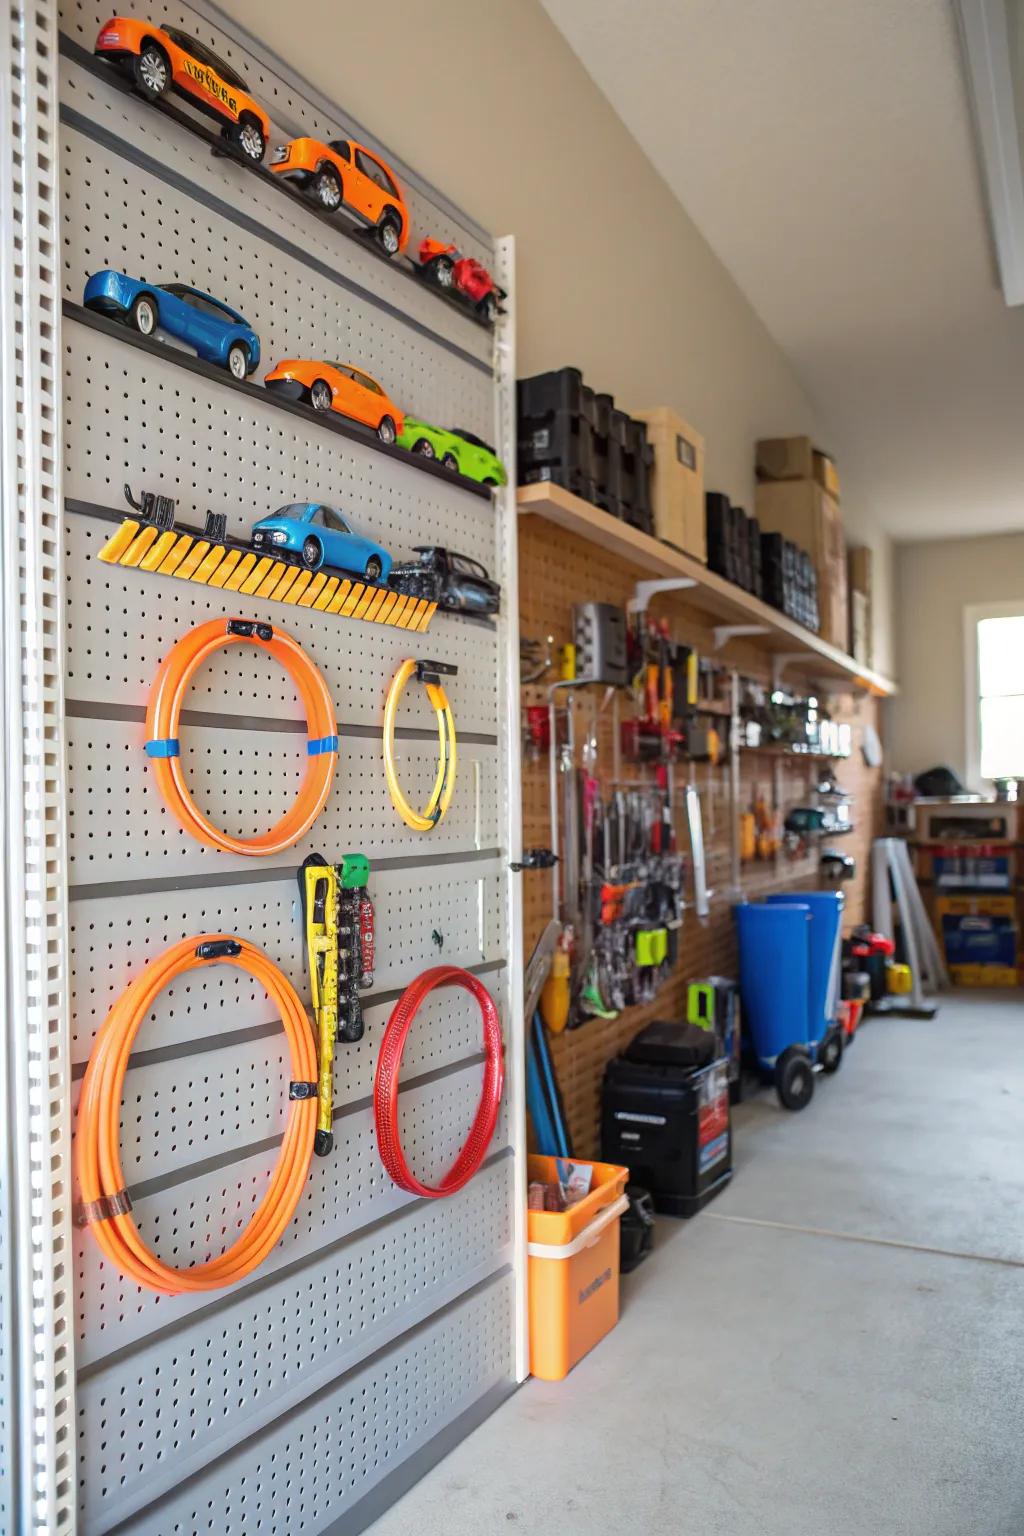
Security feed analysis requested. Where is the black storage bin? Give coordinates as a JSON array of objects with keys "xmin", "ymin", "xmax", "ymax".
[
  {"xmin": 517, "ymin": 368, "xmax": 597, "ymax": 501},
  {"xmin": 706, "ymin": 491, "xmax": 735, "ymax": 581},
  {"xmin": 601, "ymin": 1052, "xmax": 733, "ymax": 1218}
]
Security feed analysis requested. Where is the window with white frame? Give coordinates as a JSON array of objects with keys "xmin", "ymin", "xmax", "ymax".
[{"xmin": 966, "ymin": 603, "xmax": 1024, "ymax": 786}]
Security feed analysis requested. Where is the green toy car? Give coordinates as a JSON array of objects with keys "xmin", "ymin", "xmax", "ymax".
[{"xmin": 398, "ymin": 417, "xmax": 507, "ymax": 486}]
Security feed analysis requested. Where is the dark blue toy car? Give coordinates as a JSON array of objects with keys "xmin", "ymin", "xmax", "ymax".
[
  {"xmin": 83, "ymin": 270, "xmax": 260, "ymax": 379},
  {"xmin": 250, "ymin": 503, "xmax": 393, "ymax": 580}
]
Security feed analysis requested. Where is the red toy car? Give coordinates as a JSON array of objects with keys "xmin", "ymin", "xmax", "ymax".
[{"xmin": 416, "ymin": 239, "xmax": 506, "ymax": 322}]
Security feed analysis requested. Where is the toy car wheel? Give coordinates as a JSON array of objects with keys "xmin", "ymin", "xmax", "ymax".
[
  {"xmin": 412, "ymin": 438, "xmax": 435, "ymax": 459},
  {"xmin": 134, "ymin": 41, "xmax": 170, "ymax": 100},
  {"xmin": 228, "ymin": 115, "xmax": 266, "ymax": 164},
  {"xmin": 130, "ymin": 294, "xmax": 157, "ymax": 336},
  {"xmin": 820, "ymin": 1028, "xmax": 844, "ymax": 1075},
  {"xmin": 482, "ymin": 477, "xmax": 498, "ymax": 487},
  {"xmin": 226, "ymin": 343, "xmax": 249, "ymax": 380},
  {"xmin": 377, "ymin": 415, "xmax": 397, "ymax": 445},
  {"xmin": 301, "ymin": 536, "xmax": 323, "ymax": 570},
  {"xmin": 364, "ymin": 556, "xmax": 383, "ymax": 581},
  {"xmin": 433, "ymin": 255, "xmax": 454, "ymax": 288},
  {"xmin": 377, "ymin": 217, "xmax": 402, "ymax": 257},
  {"xmin": 479, "ymin": 293, "xmax": 499, "ymax": 323},
  {"xmin": 441, "ymin": 451, "xmax": 459, "ymax": 473},
  {"xmin": 313, "ymin": 166, "xmax": 343, "ymax": 211},
  {"xmin": 309, "ymin": 379, "xmax": 333, "ymax": 412},
  {"xmin": 775, "ymin": 1046, "xmax": 815, "ymax": 1111}
]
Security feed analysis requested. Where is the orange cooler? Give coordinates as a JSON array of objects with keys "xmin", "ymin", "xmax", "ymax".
[{"xmin": 526, "ymin": 1155, "xmax": 629, "ymax": 1381}]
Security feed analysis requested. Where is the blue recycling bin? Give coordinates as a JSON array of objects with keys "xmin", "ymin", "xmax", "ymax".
[
  {"xmin": 735, "ymin": 895, "xmax": 845, "ymax": 1111},
  {"xmin": 766, "ymin": 891, "xmax": 844, "ymax": 1055}
]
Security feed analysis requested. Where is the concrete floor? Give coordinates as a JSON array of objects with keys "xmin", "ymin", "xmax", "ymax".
[{"xmin": 370, "ymin": 993, "xmax": 1024, "ymax": 1536}]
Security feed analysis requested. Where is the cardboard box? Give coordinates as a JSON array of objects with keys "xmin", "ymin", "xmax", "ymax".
[
  {"xmin": 914, "ymin": 801, "xmax": 1020, "ymax": 844},
  {"xmin": 848, "ymin": 544, "xmax": 872, "ymax": 597},
  {"xmin": 850, "ymin": 588, "xmax": 871, "ymax": 666},
  {"xmin": 633, "ymin": 407, "xmax": 705, "ymax": 562},
  {"xmin": 756, "ymin": 436, "xmax": 840, "ymax": 500},
  {"xmin": 754, "ymin": 479, "xmax": 848, "ymax": 649},
  {"xmin": 848, "ymin": 545, "xmax": 872, "ymax": 665}
]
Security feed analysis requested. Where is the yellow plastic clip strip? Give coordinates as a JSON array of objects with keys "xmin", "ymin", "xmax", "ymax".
[
  {"xmin": 297, "ymin": 572, "xmax": 326, "ymax": 607},
  {"xmin": 176, "ymin": 540, "xmax": 211, "ymax": 581},
  {"xmin": 223, "ymin": 552, "xmax": 258, "ymax": 591},
  {"xmin": 98, "ymin": 519, "xmax": 141, "ymax": 563},
  {"xmin": 139, "ymin": 529, "xmax": 179, "ymax": 572},
  {"xmin": 121, "ymin": 525, "xmax": 160, "ymax": 568},
  {"xmin": 157, "ymin": 534, "xmax": 195, "ymax": 577},
  {"xmin": 193, "ymin": 545, "xmax": 227, "ymax": 585},
  {"xmin": 207, "ymin": 547, "xmax": 242, "ymax": 588}
]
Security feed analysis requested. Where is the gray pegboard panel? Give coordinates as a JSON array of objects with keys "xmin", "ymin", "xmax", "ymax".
[
  {"xmin": 59, "ymin": 0, "xmax": 495, "ymax": 265},
  {"xmin": 59, "ymin": 115, "xmax": 495, "ymax": 436},
  {"xmin": 65, "ymin": 715, "xmax": 499, "ymax": 886},
  {"xmin": 69, "ymin": 967, "xmax": 508, "ymax": 1191},
  {"xmin": 92, "ymin": 1269, "xmax": 513, "ymax": 1536},
  {"xmin": 68, "ymin": 864, "xmax": 505, "ymax": 1063},
  {"xmin": 60, "ymin": 1, "xmax": 522, "ymax": 1525},
  {"xmin": 75, "ymin": 1156, "xmax": 513, "ymax": 1533},
  {"xmin": 74, "ymin": 1079, "xmax": 512, "ymax": 1366},
  {"xmin": 62, "ymin": 321, "xmax": 501, "ymax": 575},
  {"xmin": 58, "ymin": 57, "xmax": 493, "ymax": 367},
  {"xmin": 63, "ymin": 515, "xmax": 501, "ymax": 735}
]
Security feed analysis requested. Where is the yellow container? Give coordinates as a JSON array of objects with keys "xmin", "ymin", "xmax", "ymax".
[
  {"xmin": 887, "ymin": 962, "xmax": 913, "ymax": 995},
  {"xmin": 527, "ymin": 1155, "xmax": 629, "ymax": 1381}
]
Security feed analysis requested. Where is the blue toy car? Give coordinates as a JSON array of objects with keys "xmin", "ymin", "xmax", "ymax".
[
  {"xmin": 250, "ymin": 503, "xmax": 393, "ymax": 580},
  {"xmin": 83, "ymin": 269, "xmax": 260, "ymax": 379}
]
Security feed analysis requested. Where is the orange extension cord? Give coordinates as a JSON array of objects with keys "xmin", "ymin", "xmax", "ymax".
[
  {"xmin": 374, "ymin": 966, "xmax": 504, "ymax": 1198},
  {"xmin": 145, "ymin": 617, "xmax": 338, "ymax": 855},
  {"xmin": 76, "ymin": 935, "xmax": 317, "ymax": 1294}
]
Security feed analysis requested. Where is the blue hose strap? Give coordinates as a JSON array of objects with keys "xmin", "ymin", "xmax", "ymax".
[
  {"xmin": 145, "ymin": 738, "xmax": 180, "ymax": 759},
  {"xmin": 307, "ymin": 734, "xmax": 338, "ymax": 757}
]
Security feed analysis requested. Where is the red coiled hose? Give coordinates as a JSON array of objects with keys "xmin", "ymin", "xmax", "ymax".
[{"xmin": 374, "ymin": 965, "xmax": 504, "ymax": 1198}]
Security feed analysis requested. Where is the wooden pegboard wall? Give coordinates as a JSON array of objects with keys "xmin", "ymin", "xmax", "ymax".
[{"xmin": 519, "ymin": 514, "xmax": 883, "ymax": 1156}]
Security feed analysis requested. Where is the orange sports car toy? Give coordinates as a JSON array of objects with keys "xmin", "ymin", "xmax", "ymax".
[
  {"xmin": 270, "ymin": 136, "xmax": 409, "ymax": 255},
  {"xmin": 264, "ymin": 360, "xmax": 405, "ymax": 443},
  {"xmin": 94, "ymin": 16, "xmax": 271, "ymax": 163}
]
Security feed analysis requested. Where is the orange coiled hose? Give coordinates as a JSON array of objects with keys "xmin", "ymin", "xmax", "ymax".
[
  {"xmin": 145, "ymin": 617, "xmax": 338, "ymax": 855},
  {"xmin": 75, "ymin": 935, "xmax": 317, "ymax": 1294},
  {"xmin": 374, "ymin": 966, "xmax": 504, "ymax": 1198}
]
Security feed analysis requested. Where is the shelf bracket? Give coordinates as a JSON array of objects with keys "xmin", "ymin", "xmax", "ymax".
[
  {"xmin": 627, "ymin": 576, "xmax": 697, "ymax": 617},
  {"xmin": 771, "ymin": 652, "xmax": 808, "ymax": 688},
  {"xmin": 712, "ymin": 623, "xmax": 769, "ymax": 651}
]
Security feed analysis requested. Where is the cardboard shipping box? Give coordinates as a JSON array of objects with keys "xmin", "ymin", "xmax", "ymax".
[
  {"xmin": 755, "ymin": 479, "xmax": 848, "ymax": 650},
  {"xmin": 756, "ymin": 436, "xmax": 841, "ymax": 501},
  {"xmin": 633, "ymin": 406, "xmax": 706, "ymax": 562},
  {"xmin": 848, "ymin": 545, "xmax": 873, "ymax": 666}
]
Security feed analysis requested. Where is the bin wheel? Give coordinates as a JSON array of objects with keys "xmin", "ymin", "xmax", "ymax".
[
  {"xmin": 775, "ymin": 1047, "xmax": 815, "ymax": 1111},
  {"xmin": 820, "ymin": 1028, "xmax": 844, "ymax": 1075}
]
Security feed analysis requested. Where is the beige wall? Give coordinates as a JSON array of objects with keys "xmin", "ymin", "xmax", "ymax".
[
  {"xmin": 888, "ymin": 532, "xmax": 1024, "ymax": 782},
  {"xmin": 220, "ymin": 0, "xmax": 893, "ymax": 672}
]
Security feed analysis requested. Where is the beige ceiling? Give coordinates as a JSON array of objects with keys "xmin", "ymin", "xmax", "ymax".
[{"xmin": 540, "ymin": 0, "xmax": 1024, "ymax": 542}]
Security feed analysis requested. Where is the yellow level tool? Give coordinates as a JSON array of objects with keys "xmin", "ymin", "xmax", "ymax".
[{"xmin": 303, "ymin": 861, "xmax": 339, "ymax": 1156}]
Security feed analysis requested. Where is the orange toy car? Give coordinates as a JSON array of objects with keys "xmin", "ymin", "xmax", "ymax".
[
  {"xmin": 265, "ymin": 360, "xmax": 405, "ymax": 443},
  {"xmin": 94, "ymin": 16, "xmax": 271, "ymax": 163},
  {"xmin": 270, "ymin": 137, "xmax": 409, "ymax": 255}
]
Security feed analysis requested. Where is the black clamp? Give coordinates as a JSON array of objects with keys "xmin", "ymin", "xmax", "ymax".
[
  {"xmin": 416, "ymin": 659, "xmax": 458, "ymax": 685},
  {"xmin": 510, "ymin": 849, "xmax": 558, "ymax": 873},
  {"xmin": 195, "ymin": 939, "xmax": 243, "ymax": 960},
  {"xmin": 124, "ymin": 482, "xmax": 176, "ymax": 531},
  {"xmin": 289, "ymin": 1080, "xmax": 317, "ymax": 1100},
  {"xmin": 226, "ymin": 619, "xmax": 273, "ymax": 642},
  {"xmin": 203, "ymin": 510, "xmax": 228, "ymax": 542}
]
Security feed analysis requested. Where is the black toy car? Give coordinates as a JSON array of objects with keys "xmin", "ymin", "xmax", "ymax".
[{"xmin": 389, "ymin": 546, "xmax": 500, "ymax": 616}]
